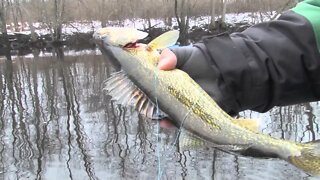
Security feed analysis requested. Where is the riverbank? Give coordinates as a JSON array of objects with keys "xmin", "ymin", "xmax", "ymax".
[{"xmin": 0, "ymin": 12, "xmax": 273, "ymax": 57}]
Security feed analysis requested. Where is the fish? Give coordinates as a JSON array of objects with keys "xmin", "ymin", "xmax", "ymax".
[{"xmin": 93, "ymin": 27, "xmax": 320, "ymax": 176}]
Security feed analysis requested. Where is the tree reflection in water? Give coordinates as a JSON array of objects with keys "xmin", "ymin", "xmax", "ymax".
[{"xmin": 0, "ymin": 54, "xmax": 318, "ymax": 179}]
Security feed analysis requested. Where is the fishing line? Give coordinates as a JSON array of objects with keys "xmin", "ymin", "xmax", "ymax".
[
  {"xmin": 172, "ymin": 105, "xmax": 194, "ymax": 146},
  {"xmin": 153, "ymin": 59, "xmax": 196, "ymax": 179},
  {"xmin": 158, "ymin": 103, "xmax": 197, "ymax": 178},
  {"xmin": 153, "ymin": 67, "xmax": 162, "ymax": 180}
]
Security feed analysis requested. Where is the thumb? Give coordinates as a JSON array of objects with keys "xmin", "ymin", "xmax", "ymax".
[{"xmin": 158, "ymin": 48, "xmax": 177, "ymax": 70}]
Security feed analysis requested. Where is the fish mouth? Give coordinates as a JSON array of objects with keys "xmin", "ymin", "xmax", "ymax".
[
  {"xmin": 93, "ymin": 33, "xmax": 131, "ymax": 49},
  {"xmin": 94, "ymin": 27, "xmax": 149, "ymax": 48},
  {"xmin": 94, "ymin": 27, "xmax": 149, "ymax": 70},
  {"xmin": 93, "ymin": 29, "xmax": 123, "ymax": 70},
  {"xmin": 93, "ymin": 29, "xmax": 114, "ymax": 49}
]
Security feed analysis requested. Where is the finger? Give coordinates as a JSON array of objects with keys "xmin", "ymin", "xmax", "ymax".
[
  {"xmin": 159, "ymin": 118, "xmax": 175, "ymax": 129},
  {"xmin": 158, "ymin": 48, "xmax": 177, "ymax": 70}
]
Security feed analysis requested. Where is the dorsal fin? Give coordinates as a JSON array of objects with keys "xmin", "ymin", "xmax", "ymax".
[
  {"xmin": 147, "ymin": 30, "xmax": 179, "ymax": 50},
  {"xmin": 104, "ymin": 71, "xmax": 167, "ymax": 119}
]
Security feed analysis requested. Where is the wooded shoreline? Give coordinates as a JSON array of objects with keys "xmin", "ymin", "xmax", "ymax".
[
  {"xmin": 0, "ymin": 0, "xmax": 299, "ymax": 60},
  {"xmin": 0, "ymin": 21, "xmax": 250, "ymax": 58}
]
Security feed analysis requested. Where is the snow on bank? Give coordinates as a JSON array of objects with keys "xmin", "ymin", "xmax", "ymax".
[
  {"xmin": 0, "ymin": 49, "xmax": 102, "ymax": 61},
  {"xmin": 5, "ymin": 12, "xmax": 276, "ymax": 36},
  {"xmin": 1, "ymin": 11, "xmax": 278, "ymax": 60}
]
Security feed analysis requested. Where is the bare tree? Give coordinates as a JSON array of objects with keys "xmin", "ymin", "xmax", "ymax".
[
  {"xmin": 53, "ymin": 0, "xmax": 65, "ymax": 41},
  {"xmin": 0, "ymin": 0, "xmax": 11, "ymax": 60},
  {"xmin": 174, "ymin": 0, "xmax": 191, "ymax": 45},
  {"xmin": 19, "ymin": 0, "xmax": 37, "ymax": 41},
  {"xmin": 220, "ymin": 0, "xmax": 227, "ymax": 24},
  {"xmin": 209, "ymin": 0, "xmax": 216, "ymax": 29}
]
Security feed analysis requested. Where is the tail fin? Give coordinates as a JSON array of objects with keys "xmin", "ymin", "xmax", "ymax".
[{"xmin": 289, "ymin": 140, "xmax": 320, "ymax": 176}]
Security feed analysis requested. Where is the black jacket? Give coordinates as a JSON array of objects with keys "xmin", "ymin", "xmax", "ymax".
[{"xmin": 174, "ymin": 1, "xmax": 320, "ymax": 115}]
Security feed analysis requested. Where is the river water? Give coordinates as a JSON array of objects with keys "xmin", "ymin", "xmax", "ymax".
[{"xmin": 0, "ymin": 52, "xmax": 319, "ymax": 180}]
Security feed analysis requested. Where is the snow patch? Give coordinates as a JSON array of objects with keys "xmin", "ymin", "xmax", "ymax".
[{"xmin": 4, "ymin": 12, "xmax": 275, "ymax": 36}]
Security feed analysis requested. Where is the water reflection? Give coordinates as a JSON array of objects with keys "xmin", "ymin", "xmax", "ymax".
[{"xmin": 0, "ymin": 54, "xmax": 319, "ymax": 179}]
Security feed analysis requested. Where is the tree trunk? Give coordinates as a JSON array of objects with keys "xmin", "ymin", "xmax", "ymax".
[
  {"xmin": 174, "ymin": 0, "xmax": 190, "ymax": 45},
  {"xmin": 0, "ymin": 4, "xmax": 11, "ymax": 60},
  {"xmin": 220, "ymin": 0, "xmax": 227, "ymax": 24},
  {"xmin": 147, "ymin": 18, "xmax": 152, "ymax": 29},
  {"xmin": 54, "ymin": 25, "xmax": 62, "ymax": 42},
  {"xmin": 8, "ymin": 0, "xmax": 19, "ymax": 31},
  {"xmin": 216, "ymin": 0, "xmax": 227, "ymax": 31},
  {"xmin": 165, "ymin": 17, "xmax": 172, "ymax": 27},
  {"xmin": 20, "ymin": 5, "xmax": 37, "ymax": 41},
  {"xmin": 28, "ymin": 20, "xmax": 37, "ymax": 42},
  {"xmin": 53, "ymin": 47, "xmax": 64, "ymax": 59},
  {"xmin": 53, "ymin": 0, "xmax": 65, "ymax": 42},
  {"xmin": 100, "ymin": 0, "xmax": 107, "ymax": 27},
  {"xmin": 210, "ymin": 0, "xmax": 216, "ymax": 29}
]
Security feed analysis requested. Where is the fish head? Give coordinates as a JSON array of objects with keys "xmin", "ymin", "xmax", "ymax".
[
  {"xmin": 94, "ymin": 27, "xmax": 148, "ymax": 48},
  {"xmin": 94, "ymin": 27, "xmax": 150, "ymax": 70},
  {"xmin": 94, "ymin": 27, "xmax": 180, "ymax": 70}
]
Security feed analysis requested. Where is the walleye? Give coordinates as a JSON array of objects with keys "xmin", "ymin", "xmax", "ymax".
[{"xmin": 94, "ymin": 27, "xmax": 320, "ymax": 176}]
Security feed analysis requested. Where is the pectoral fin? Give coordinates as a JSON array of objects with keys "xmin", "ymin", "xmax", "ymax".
[{"xmin": 104, "ymin": 71, "xmax": 167, "ymax": 119}]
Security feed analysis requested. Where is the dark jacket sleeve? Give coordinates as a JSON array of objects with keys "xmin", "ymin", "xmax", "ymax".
[
  {"xmin": 172, "ymin": 2, "xmax": 320, "ymax": 115},
  {"xmin": 199, "ymin": 10, "xmax": 320, "ymax": 114}
]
